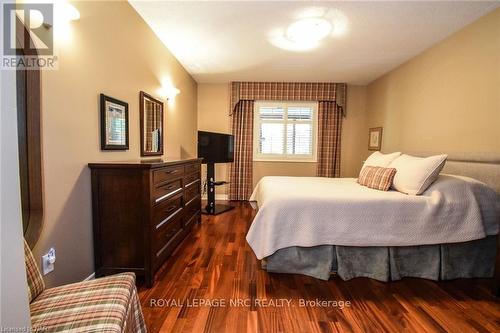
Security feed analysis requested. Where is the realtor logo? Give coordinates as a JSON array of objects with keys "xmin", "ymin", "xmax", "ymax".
[{"xmin": 2, "ymin": 2, "xmax": 57, "ymax": 69}]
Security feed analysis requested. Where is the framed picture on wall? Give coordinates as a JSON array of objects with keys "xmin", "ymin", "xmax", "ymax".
[
  {"xmin": 368, "ymin": 127, "xmax": 383, "ymax": 151},
  {"xmin": 100, "ymin": 94, "xmax": 129, "ymax": 150}
]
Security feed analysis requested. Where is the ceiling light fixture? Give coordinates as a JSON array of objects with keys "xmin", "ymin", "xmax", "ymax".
[
  {"xmin": 268, "ymin": 8, "xmax": 348, "ymax": 52},
  {"xmin": 286, "ymin": 18, "xmax": 332, "ymax": 45}
]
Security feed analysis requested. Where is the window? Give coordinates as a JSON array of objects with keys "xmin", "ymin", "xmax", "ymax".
[{"xmin": 253, "ymin": 101, "xmax": 317, "ymax": 162}]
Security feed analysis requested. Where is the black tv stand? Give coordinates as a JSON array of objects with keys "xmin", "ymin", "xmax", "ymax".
[
  {"xmin": 202, "ymin": 162, "xmax": 234, "ymax": 215},
  {"xmin": 202, "ymin": 203, "xmax": 234, "ymax": 215}
]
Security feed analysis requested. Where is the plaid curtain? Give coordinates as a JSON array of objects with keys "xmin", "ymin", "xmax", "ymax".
[
  {"xmin": 229, "ymin": 100, "xmax": 254, "ymax": 200},
  {"xmin": 317, "ymin": 102, "xmax": 342, "ymax": 178},
  {"xmin": 230, "ymin": 82, "xmax": 347, "ymax": 115}
]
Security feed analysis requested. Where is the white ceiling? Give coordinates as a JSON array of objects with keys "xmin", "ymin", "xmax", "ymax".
[{"xmin": 130, "ymin": 1, "xmax": 499, "ymax": 84}]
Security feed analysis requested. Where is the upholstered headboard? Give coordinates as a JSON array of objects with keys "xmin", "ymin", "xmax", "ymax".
[
  {"xmin": 444, "ymin": 160, "xmax": 500, "ymax": 193},
  {"xmin": 407, "ymin": 152, "xmax": 500, "ymax": 193}
]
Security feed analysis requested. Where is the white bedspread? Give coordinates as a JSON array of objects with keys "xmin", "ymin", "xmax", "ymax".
[{"xmin": 247, "ymin": 175, "xmax": 500, "ymax": 259}]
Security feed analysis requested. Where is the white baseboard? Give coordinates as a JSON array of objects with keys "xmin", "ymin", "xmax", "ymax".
[
  {"xmin": 201, "ymin": 194, "xmax": 228, "ymax": 201},
  {"xmin": 83, "ymin": 272, "xmax": 95, "ymax": 281}
]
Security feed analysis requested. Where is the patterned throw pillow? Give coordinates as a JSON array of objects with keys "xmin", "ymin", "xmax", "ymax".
[{"xmin": 358, "ymin": 166, "xmax": 397, "ymax": 191}]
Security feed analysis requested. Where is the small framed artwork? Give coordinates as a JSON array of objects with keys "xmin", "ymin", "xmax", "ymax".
[
  {"xmin": 100, "ymin": 94, "xmax": 129, "ymax": 150},
  {"xmin": 368, "ymin": 127, "xmax": 383, "ymax": 151}
]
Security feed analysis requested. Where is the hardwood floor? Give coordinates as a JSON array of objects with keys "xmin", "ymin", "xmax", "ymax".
[{"xmin": 139, "ymin": 202, "xmax": 500, "ymax": 333}]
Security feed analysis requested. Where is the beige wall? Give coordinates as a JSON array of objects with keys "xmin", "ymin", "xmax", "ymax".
[
  {"xmin": 197, "ymin": 84, "xmax": 231, "ymax": 196},
  {"xmin": 341, "ymin": 86, "xmax": 368, "ymax": 176},
  {"xmin": 36, "ymin": 1, "xmax": 197, "ymax": 287},
  {"xmin": 197, "ymin": 83, "xmax": 368, "ymax": 190},
  {"xmin": 365, "ymin": 9, "xmax": 500, "ymax": 159}
]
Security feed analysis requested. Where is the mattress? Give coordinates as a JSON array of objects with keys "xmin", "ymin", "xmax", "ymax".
[{"xmin": 247, "ymin": 174, "xmax": 500, "ymax": 259}]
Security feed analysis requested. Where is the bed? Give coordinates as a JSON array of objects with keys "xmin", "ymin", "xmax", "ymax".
[{"xmin": 246, "ymin": 158, "xmax": 500, "ymax": 281}]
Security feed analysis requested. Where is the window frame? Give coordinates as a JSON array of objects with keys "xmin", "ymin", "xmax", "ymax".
[{"xmin": 253, "ymin": 100, "xmax": 318, "ymax": 163}]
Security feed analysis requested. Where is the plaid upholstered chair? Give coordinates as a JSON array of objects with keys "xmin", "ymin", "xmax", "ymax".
[{"xmin": 23, "ymin": 240, "xmax": 147, "ymax": 332}]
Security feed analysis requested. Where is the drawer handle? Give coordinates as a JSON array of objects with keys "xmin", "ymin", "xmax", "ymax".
[
  {"xmin": 185, "ymin": 195, "xmax": 200, "ymax": 207},
  {"xmin": 156, "ymin": 228, "xmax": 182, "ymax": 257},
  {"xmin": 185, "ymin": 179, "xmax": 200, "ymax": 188},
  {"xmin": 165, "ymin": 169, "xmax": 179, "ymax": 175},
  {"xmin": 156, "ymin": 188, "xmax": 183, "ymax": 203},
  {"xmin": 185, "ymin": 211, "xmax": 200, "ymax": 227},
  {"xmin": 165, "ymin": 227, "xmax": 178, "ymax": 239},
  {"xmin": 156, "ymin": 207, "xmax": 183, "ymax": 229},
  {"xmin": 165, "ymin": 205, "xmax": 176, "ymax": 214}
]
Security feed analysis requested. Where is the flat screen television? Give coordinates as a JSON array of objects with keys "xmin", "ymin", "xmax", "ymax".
[{"xmin": 198, "ymin": 131, "xmax": 234, "ymax": 164}]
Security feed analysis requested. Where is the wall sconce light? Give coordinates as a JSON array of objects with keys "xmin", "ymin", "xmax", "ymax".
[
  {"xmin": 159, "ymin": 85, "xmax": 180, "ymax": 100},
  {"xmin": 41, "ymin": 1, "xmax": 80, "ymax": 28},
  {"xmin": 58, "ymin": 2, "xmax": 80, "ymax": 22}
]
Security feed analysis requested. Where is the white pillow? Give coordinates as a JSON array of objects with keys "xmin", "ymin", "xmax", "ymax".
[
  {"xmin": 362, "ymin": 151, "xmax": 402, "ymax": 171},
  {"xmin": 389, "ymin": 154, "xmax": 448, "ymax": 195}
]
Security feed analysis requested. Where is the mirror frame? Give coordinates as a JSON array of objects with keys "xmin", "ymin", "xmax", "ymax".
[
  {"xmin": 139, "ymin": 91, "xmax": 164, "ymax": 157},
  {"xmin": 16, "ymin": 16, "xmax": 44, "ymax": 248}
]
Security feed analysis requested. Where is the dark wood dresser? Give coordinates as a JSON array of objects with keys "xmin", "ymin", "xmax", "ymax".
[{"xmin": 88, "ymin": 158, "xmax": 202, "ymax": 287}]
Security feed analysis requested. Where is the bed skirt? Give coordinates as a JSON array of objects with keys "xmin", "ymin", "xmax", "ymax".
[{"xmin": 262, "ymin": 236, "xmax": 497, "ymax": 281}]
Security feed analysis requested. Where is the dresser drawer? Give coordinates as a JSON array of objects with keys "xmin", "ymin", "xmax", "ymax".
[
  {"xmin": 153, "ymin": 165, "xmax": 184, "ymax": 185},
  {"xmin": 153, "ymin": 193, "xmax": 183, "ymax": 228},
  {"xmin": 184, "ymin": 171, "xmax": 200, "ymax": 187},
  {"xmin": 154, "ymin": 178, "xmax": 183, "ymax": 204},
  {"xmin": 154, "ymin": 230, "xmax": 184, "ymax": 271},
  {"xmin": 184, "ymin": 208, "xmax": 200, "ymax": 230},
  {"xmin": 153, "ymin": 214, "xmax": 183, "ymax": 263},
  {"xmin": 184, "ymin": 195, "xmax": 201, "ymax": 227},
  {"xmin": 184, "ymin": 162, "xmax": 200, "ymax": 174},
  {"xmin": 184, "ymin": 181, "xmax": 200, "ymax": 204}
]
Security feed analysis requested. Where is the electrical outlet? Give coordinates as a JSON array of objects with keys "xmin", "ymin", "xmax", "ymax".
[{"xmin": 42, "ymin": 247, "xmax": 56, "ymax": 275}]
